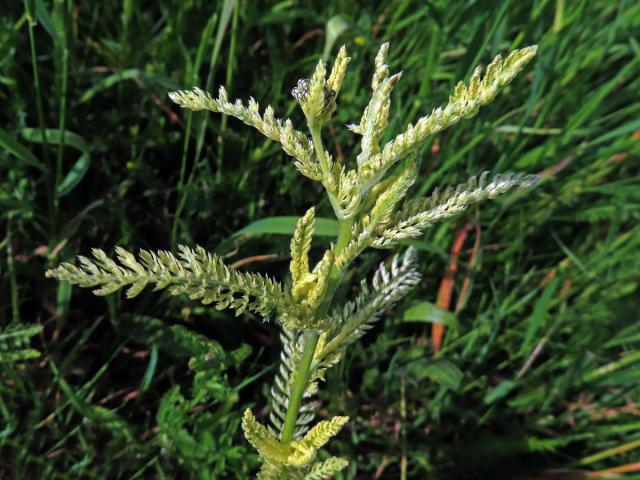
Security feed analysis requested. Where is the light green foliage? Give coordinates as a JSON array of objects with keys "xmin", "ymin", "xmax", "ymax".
[
  {"xmin": 299, "ymin": 415, "xmax": 349, "ymax": 450},
  {"xmin": 242, "ymin": 408, "xmax": 348, "ymax": 479},
  {"xmin": 290, "ymin": 207, "xmax": 315, "ymax": 289},
  {"xmin": 168, "ymin": 87, "xmax": 319, "ymax": 181},
  {"xmin": 326, "ymin": 46, "xmax": 349, "ymax": 97},
  {"xmin": 46, "ymin": 42, "xmax": 537, "ymax": 478},
  {"xmin": 303, "ymin": 457, "xmax": 349, "ymax": 480},
  {"xmin": 373, "ymin": 171, "xmax": 539, "ymax": 248},
  {"xmin": 46, "ymin": 245, "xmax": 287, "ymax": 317},
  {"xmin": 317, "ymin": 248, "xmax": 422, "ymax": 364},
  {"xmin": 242, "ymin": 409, "xmax": 288, "ymax": 464},
  {"xmin": 360, "ymin": 45, "xmax": 538, "ymax": 187}
]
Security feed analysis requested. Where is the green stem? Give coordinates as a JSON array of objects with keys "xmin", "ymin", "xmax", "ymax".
[
  {"xmin": 26, "ymin": 9, "xmax": 53, "ymax": 229},
  {"xmin": 54, "ymin": 47, "xmax": 69, "ymax": 216},
  {"xmin": 280, "ymin": 114, "xmax": 359, "ymax": 443},
  {"xmin": 309, "ymin": 123, "xmax": 344, "ymax": 218},
  {"xmin": 309, "ymin": 121, "xmax": 330, "ymax": 175},
  {"xmin": 171, "ymin": 110, "xmax": 193, "ymax": 247},
  {"xmin": 318, "ymin": 217, "xmax": 353, "ymax": 314},
  {"xmin": 280, "ymin": 332, "xmax": 319, "ymax": 443},
  {"xmin": 280, "ymin": 217, "xmax": 353, "ymax": 443},
  {"xmin": 7, "ymin": 216, "xmax": 20, "ymax": 324}
]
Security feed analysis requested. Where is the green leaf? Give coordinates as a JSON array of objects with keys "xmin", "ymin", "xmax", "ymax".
[
  {"xmin": 138, "ymin": 345, "xmax": 158, "ymax": 393},
  {"xmin": 403, "ymin": 301, "xmax": 459, "ymax": 329},
  {"xmin": 0, "ymin": 323, "xmax": 43, "ymax": 342},
  {"xmin": 20, "ymin": 128, "xmax": 92, "ymax": 195},
  {"xmin": 79, "ymin": 69, "xmax": 145, "ymax": 103},
  {"xmin": 213, "ymin": 0, "xmax": 237, "ymax": 76},
  {"xmin": 157, "ymin": 386, "xmax": 186, "ymax": 425},
  {"xmin": 427, "ymin": 360, "xmax": 462, "ymax": 390},
  {"xmin": 216, "ymin": 216, "xmax": 338, "ymax": 254},
  {"xmin": 519, "ymin": 277, "xmax": 559, "ymax": 355},
  {"xmin": 0, "ymin": 128, "xmax": 46, "ymax": 171},
  {"xmin": 117, "ymin": 315, "xmax": 249, "ymax": 374},
  {"xmin": 57, "ymin": 152, "xmax": 90, "ymax": 196},
  {"xmin": 35, "ymin": 0, "xmax": 63, "ymax": 43},
  {"xmin": 410, "ymin": 359, "xmax": 463, "ymax": 391},
  {"xmin": 323, "ymin": 15, "xmax": 349, "ymax": 60},
  {"xmin": 0, "ymin": 323, "xmax": 42, "ymax": 363},
  {"xmin": 23, "ymin": 0, "xmax": 36, "ymax": 21},
  {"xmin": 235, "ymin": 216, "xmax": 338, "ymax": 237},
  {"xmin": 51, "ymin": 362, "xmax": 135, "ymax": 440},
  {"xmin": 56, "ymin": 280, "xmax": 72, "ymax": 318},
  {"xmin": 484, "ymin": 380, "xmax": 517, "ymax": 404},
  {"xmin": 564, "ymin": 58, "xmax": 639, "ymax": 138},
  {"xmin": 21, "ymin": 128, "xmax": 89, "ymax": 152}
]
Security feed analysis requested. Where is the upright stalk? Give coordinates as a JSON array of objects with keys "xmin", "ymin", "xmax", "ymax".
[
  {"xmin": 280, "ymin": 218, "xmax": 352, "ymax": 443},
  {"xmin": 54, "ymin": 47, "xmax": 69, "ymax": 215},
  {"xmin": 280, "ymin": 332, "xmax": 319, "ymax": 443},
  {"xmin": 7, "ymin": 216, "xmax": 20, "ymax": 324},
  {"xmin": 280, "ymin": 123, "xmax": 354, "ymax": 442},
  {"xmin": 25, "ymin": 7, "xmax": 53, "ymax": 229},
  {"xmin": 310, "ymin": 123, "xmax": 343, "ymax": 218}
]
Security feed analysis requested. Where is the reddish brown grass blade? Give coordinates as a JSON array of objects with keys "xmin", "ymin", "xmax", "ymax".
[{"xmin": 432, "ymin": 222, "xmax": 479, "ymax": 353}]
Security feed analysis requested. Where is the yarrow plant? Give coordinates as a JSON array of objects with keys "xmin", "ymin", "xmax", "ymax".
[{"xmin": 47, "ymin": 43, "xmax": 538, "ymax": 479}]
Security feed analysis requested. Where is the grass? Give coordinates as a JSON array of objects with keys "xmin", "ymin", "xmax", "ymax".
[{"xmin": 1, "ymin": 0, "xmax": 639, "ymax": 478}]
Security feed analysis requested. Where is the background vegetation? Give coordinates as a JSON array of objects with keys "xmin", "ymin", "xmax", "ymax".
[{"xmin": 1, "ymin": 0, "xmax": 639, "ymax": 478}]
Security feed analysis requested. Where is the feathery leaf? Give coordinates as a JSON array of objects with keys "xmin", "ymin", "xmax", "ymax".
[
  {"xmin": 46, "ymin": 245, "xmax": 288, "ymax": 318},
  {"xmin": 303, "ymin": 457, "xmax": 349, "ymax": 480},
  {"xmin": 169, "ymin": 87, "xmax": 320, "ymax": 181},
  {"xmin": 242, "ymin": 409, "xmax": 290, "ymax": 464},
  {"xmin": 361, "ymin": 46, "xmax": 537, "ymax": 182},
  {"xmin": 290, "ymin": 208, "xmax": 316, "ymax": 287},
  {"xmin": 301, "ymin": 416, "xmax": 349, "ymax": 449},
  {"xmin": 318, "ymin": 248, "xmax": 421, "ymax": 363},
  {"xmin": 373, "ymin": 172, "xmax": 539, "ymax": 247},
  {"xmin": 269, "ymin": 327, "xmax": 319, "ymax": 440}
]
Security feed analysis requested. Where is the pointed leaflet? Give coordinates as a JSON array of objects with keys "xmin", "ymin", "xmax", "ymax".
[
  {"xmin": 290, "ymin": 207, "xmax": 316, "ymax": 288},
  {"xmin": 303, "ymin": 457, "xmax": 349, "ymax": 480}
]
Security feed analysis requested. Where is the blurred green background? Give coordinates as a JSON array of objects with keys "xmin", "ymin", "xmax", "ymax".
[{"xmin": 1, "ymin": 0, "xmax": 639, "ymax": 478}]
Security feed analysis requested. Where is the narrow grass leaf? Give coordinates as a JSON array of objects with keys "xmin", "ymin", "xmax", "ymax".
[
  {"xmin": 20, "ymin": 128, "xmax": 91, "ymax": 196},
  {"xmin": 57, "ymin": 152, "xmax": 90, "ymax": 196},
  {"xmin": 234, "ymin": 216, "xmax": 338, "ymax": 237},
  {"xmin": 35, "ymin": 0, "xmax": 62, "ymax": 43},
  {"xmin": 79, "ymin": 69, "xmax": 145, "ymax": 103},
  {"xmin": 215, "ymin": 216, "xmax": 338, "ymax": 253},
  {"xmin": 21, "ymin": 127, "xmax": 89, "ymax": 152},
  {"xmin": 410, "ymin": 359, "xmax": 463, "ymax": 391},
  {"xmin": 484, "ymin": 380, "xmax": 516, "ymax": 404},
  {"xmin": 51, "ymin": 362, "xmax": 135, "ymax": 440},
  {"xmin": 564, "ymin": 59, "xmax": 638, "ymax": 138},
  {"xmin": 0, "ymin": 128, "xmax": 46, "ymax": 171},
  {"xmin": 519, "ymin": 277, "xmax": 559, "ymax": 355},
  {"xmin": 55, "ymin": 281, "xmax": 72, "ymax": 319},
  {"xmin": 403, "ymin": 301, "xmax": 459, "ymax": 329},
  {"xmin": 139, "ymin": 345, "xmax": 158, "ymax": 393}
]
